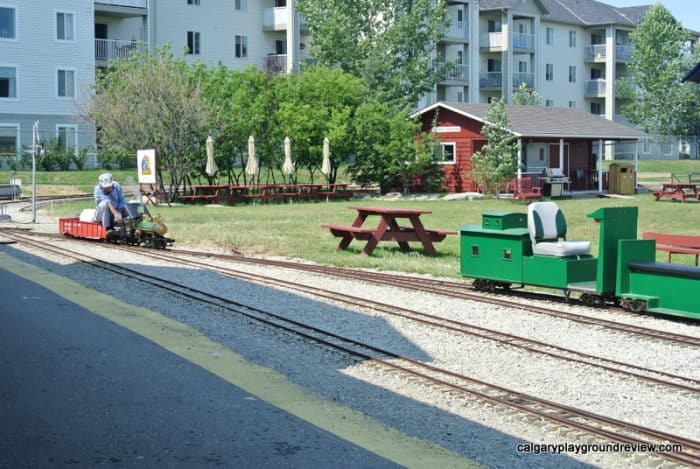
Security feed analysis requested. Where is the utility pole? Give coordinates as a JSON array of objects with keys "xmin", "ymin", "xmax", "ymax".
[{"xmin": 32, "ymin": 121, "xmax": 38, "ymax": 224}]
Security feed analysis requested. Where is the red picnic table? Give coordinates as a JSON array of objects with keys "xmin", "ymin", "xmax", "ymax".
[
  {"xmin": 322, "ymin": 205, "xmax": 456, "ymax": 256},
  {"xmin": 652, "ymin": 183, "xmax": 699, "ymax": 203}
]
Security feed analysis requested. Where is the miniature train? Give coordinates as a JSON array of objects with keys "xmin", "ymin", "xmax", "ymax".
[
  {"xmin": 59, "ymin": 201, "xmax": 174, "ymax": 249},
  {"xmin": 459, "ymin": 203, "xmax": 699, "ymax": 320}
]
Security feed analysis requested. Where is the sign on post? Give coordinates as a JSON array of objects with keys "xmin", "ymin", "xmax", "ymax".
[{"xmin": 137, "ymin": 149, "xmax": 156, "ymax": 184}]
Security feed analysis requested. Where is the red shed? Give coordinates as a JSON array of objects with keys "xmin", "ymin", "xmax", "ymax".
[{"xmin": 414, "ymin": 102, "xmax": 647, "ymax": 193}]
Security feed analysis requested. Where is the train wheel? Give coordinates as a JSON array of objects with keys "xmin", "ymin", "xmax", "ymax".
[{"xmin": 628, "ymin": 300, "xmax": 646, "ymax": 313}]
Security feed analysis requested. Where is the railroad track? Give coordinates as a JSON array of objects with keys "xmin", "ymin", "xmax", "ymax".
[
  {"xmin": 165, "ymin": 247, "xmax": 700, "ymax": 348},
  {"xmin": 4, "ymin": 232, "xmax": 700, "ymax": 467}
]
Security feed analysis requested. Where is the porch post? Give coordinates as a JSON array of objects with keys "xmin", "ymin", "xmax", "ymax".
[
  {"xmin": 517, "ymin": 138, "xmax": 523, "ymax": 181},
  {"xmin": 634, "ymin": 139, "xmax": 639, "ymax": 191},
  {"xmin": 598, "ymin": 139, "xmax": 604, "ymax": 192},
  {"xmin": 559, "ymin": 138, "xmax": 564, "ymax": 170}
]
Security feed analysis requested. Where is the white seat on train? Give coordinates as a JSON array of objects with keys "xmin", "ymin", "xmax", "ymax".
[
  {"xmin": 79, "ymin": 208, "xmax": 97, "ymax": 222},
  {"xmin": 527, "ymin": 202, "xmax": 591, "ymax": 257}
]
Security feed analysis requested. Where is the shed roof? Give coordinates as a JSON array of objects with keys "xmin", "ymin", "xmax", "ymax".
[{"xmin": 414, "ymin": 102, "xmax": 648, "ymax": 140}]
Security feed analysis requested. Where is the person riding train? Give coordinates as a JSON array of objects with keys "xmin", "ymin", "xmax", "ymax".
[{"xmin": 94, "ymin": 173, "xmax": 127, "ymax": 230}]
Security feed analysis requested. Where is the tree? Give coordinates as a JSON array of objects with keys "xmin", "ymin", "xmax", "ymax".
[
  {"xmin": 297, "ymin": 0, "xmax": 450, "ymax": 109},
  {"xmin": 84, "ymin": 46, "xmax": 210, "ymax": 200},
  {"xmin": 197, "ymin": 65, "xmax": 277, "ymax": 184},
  {"xmin": 512, "ymin": 83, "xmax": 541, "ymax": 105},
  {"xmin": 470, "ymin": 98, "xmax": 519, "ymax": 196},
  {"xmin": 274, "ymin": 66, "xmax": 365, "ymax": 183},
  {"xmin": 349, "ymin": 101, "xmax": 438, "ymax": 194},
  {"xmin": 616, "ymin": 4, "xmax": 699, "ymax": 136}
]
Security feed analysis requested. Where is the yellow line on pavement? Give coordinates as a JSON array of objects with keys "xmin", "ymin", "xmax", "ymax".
[{"xmin": 0, "ymin": 252, "xmax": 480, "ymax": 469}]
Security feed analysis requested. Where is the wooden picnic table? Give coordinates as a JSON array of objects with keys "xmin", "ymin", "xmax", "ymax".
[
  {"xmin": 322, "ymin": 205, "xmax": 456, "ymax": 256},
  {"xmin": 652, "ymin": 183, "xmax": 699, "ymax": 203}
]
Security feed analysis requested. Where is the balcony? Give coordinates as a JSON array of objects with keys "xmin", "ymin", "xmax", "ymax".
[
  {"xmin": 444, "ymin": 21, "xmax": 469, "ymax": 41},
  {"xmin": 512, "ymin": 33, "xmax": 534, "ymax": 50},
  {"xmin": 95, "ymin": 0, "xmax": 147, "ymax": 7},
  {"xmin": 95, "ymin": 39, "xmax": 147, "ymax": 62},
  {"xmin": 480, "ymin": 32, "xmax": 503, "ymax": 50},
  {"xmin": 441, "ymin": 64, "xmax": 469, "ymax": 83},
  {"xmin": 513, "ymin": 73, "xmax": 534, "ymax": 88},
  {"xmin": 585, "ymin": 79, "xmax": 607, "ymax": 97},
  {"xmin": 262, "ymin": 6, "xmax": 307, "ymax": 32},
  {"xmin": 584, "ymin": 44, "xmax": 632, "ymax": 62},
  {"xmin": 264, "ymin": 53, "xmax": 311, "ymax": 74},
  {"xmin": 480, "ymin": 72, "xmax": 502, "ymax": 89}
]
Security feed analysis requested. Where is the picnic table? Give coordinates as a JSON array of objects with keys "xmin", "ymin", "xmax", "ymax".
[
  {"xmin": 652, "ymin": 183, "xmax": 699, "ymax": 203},
  {"xmin": 322, "ymin": 205, "xmax": 456, "ymax": 256}
]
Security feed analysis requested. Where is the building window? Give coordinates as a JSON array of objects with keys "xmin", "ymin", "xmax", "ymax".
[
  {"xmin": 187, "ymin": 31, "xmax": 200, "ymax": 55},
  {"xmin": 568, "ymin": 66, "xmax": 576, "ymax": 83},
  {"xmin": 235, "ymin": 35, "xmax": 248, "ymax": 58},
  {"xmin": 569, "ymin": 30, "xmax": 576, "ymax": 47},
  {"xmin": 235, "ymin": 0, "xmax": 247, "ymax": 10},
  {"xmin": 57, "ymin": 69, "xmax": 75, "ymax": 98},
  {"xmin": 545, "ymin": 99, "xmax": 554, "ymax": 107},
  {"xmin": 591, "ymin": 102, "xmax": 602, "ymax": 115},
  {"xmin": 456, "ymin": 51, "xmax": 463, "ymax": 64},
  {"xmin": 546, "ymin": 27, "xmax": 553, "ymax": 45},
  {"xmin": 438, "ymin": 142, "xmax": 456, "ymax": 164},
  {"xmin": 57, "ymin": 125, "xmax": 77, "ymax": 152},
  {"xmin": 0, "ymin": 125, "xmax": 18, "ymax": 157},
  {"xmin": 187, "ymin": 0, "xmax": 200, "ymax": 5},
  {"xmin": 275, "ymin": 0, "xmax": 286, "ymax": 6},
  {"xmin": 545, "ymin": 63, "xmax": 553, "ymax": 81},
  {"xmin": 569, "ymin": 101, "xmax": 576, "ymax": 108},
  {"xmin": 457, "ymin": 91, "xmax": 464, "ymax": 102},
  {"xmin": 0, "ymin": 66, "xmax": 17, "ymax": 98},
  {"xmin": 0, "ymin": 6, "xmax": 16, "ymax": 40},
  {"xmin": 518, "ymin": 61, "xmax": 527, "ymax": 73},
  {"xmin": 487, "ymin": 20, "xmax": 501, "ymax": 33},
  {"xmin": 56, "ymin": 12, "xmax": 74, "ymax": 41},
  {"xmin": 487, "ymin": 59, "xmax": 501, "ymax": 72}
]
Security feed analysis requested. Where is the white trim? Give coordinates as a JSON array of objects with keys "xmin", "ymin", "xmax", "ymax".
[
  {"xmin": 438, "ymin": 141, "xmax": 457, "ymax": 165},
  {"xmin": 56, "ymin": 124, "xmax": 78, "ymax": 154},
  {"xmin": 0, "ymin": 122, "xmax": 20, "ymax": 157},
  {"xmin": 0, "ymin": 62, "xmax": 18, "ymax": 100},
  {"xmin": 55, "ymin": 66, "xmax": 76, "ymax": 99},
  {"xmin": 54, "ymin": 9, "xmax": 76, "ymax": 43},
  {"xmin": 0, "ymin": 3, "xmax": 18, "ymax": 42}
]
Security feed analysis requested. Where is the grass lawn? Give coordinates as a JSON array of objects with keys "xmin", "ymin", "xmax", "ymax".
[{"xmin": 48, "ymin": 194, "xmax": 700, "ymax": 278}]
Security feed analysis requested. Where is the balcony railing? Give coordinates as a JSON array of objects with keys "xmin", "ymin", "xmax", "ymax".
[
  {"xmin": 264, "ymin": 53, "xmax": 311, "ymax": 74},
  {"xmin": 95, "ymin": 39, "xmax": 146, "ymax": 62},
  {"xmin": 480, "ymin": 32, "xmax": 503, "ymax": 49},
  {"xmin": 445, "ymin": 21, "xmax": 469, "ymax": 40},
  {"xmin": 585, "ymin": 44, "xmax": 632, "ymax": 62},
  {"xmin": 512, "ymin": 33, "xmax": 534, "ymax": 50},
  {"xmin": 262, "ymin": 6, "xmax": 307, "ymax": 31},
  {"xmin": 513, "ymin": 73, "xmax": 534, "ymax": 88},
  {"xmin": 585, "ymin": 79, "xmax": 607, "ymax": 97},
  {"xmin": 95, "ymin": 0, "xmax": 147, "ymax": 8},
  {"xmin": 442, "ymin": 64, "xmax": 469, "ymax": 82},
  {"xmin": 480, "ymin": 72, "xmax": 502, "ymax": 88}
]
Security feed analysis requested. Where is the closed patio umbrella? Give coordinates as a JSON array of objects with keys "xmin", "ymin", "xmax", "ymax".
[
  {"xmin": 245, "ymin": 135, "xmax": 258, "ymax": 183},
  {"xmin": 205, "ymin": 135, "xmax": 218, "ymax": 177},
  {"xmin": 282, "ymin": 136, "xmax": 294, "ymax": 176},
  {"xmin": 321, "ymin": 137, "xmax": 331, "ymax": 176}
]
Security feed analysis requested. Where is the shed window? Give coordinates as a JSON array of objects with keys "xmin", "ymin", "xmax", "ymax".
[{"xmin": 438, "ymin": 142, "xmax": 456, "ymax": 164}]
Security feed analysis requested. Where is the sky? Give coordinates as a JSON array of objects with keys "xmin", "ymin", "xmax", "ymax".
[{"xmin": 605, "ymin": 0, "xmax": 700, "ymax": 33}]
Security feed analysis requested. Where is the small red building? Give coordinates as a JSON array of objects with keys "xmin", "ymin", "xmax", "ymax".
[{"xmin": 414, "ymin": 102, "xmax": 647, "ymax": 193}]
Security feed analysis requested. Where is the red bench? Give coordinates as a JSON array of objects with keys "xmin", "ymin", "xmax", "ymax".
[
  {"xmin": 642, "ymin": 232, "xmax": 700, "ymax": 265},
  {"xmin": 508, "ymin": 177, "xmax": 543, "ymax": 203}
]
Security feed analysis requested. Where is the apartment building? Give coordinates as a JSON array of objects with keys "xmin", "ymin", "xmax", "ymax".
[
  {"xmin": 424, "ymin": 0, "xmax": 652, "ymax": 125},
  {"xmin": 0, "ymin": 0, "xmax": 674, "ymax": 164},
  {"xmin": 0, "ymin": 0, "xmax": 308, "ymax": 162}
]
